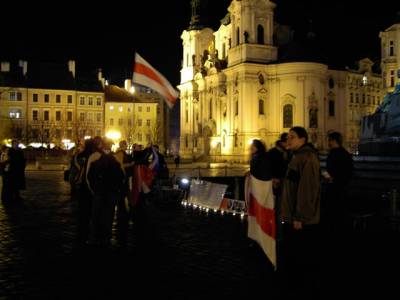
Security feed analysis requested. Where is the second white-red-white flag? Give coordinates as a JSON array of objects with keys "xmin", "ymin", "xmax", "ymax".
[{"xmin": 245, "ymin": 174, "xmax": 276, "ymax": 268}]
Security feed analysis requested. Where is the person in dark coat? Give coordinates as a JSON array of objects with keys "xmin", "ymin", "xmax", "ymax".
[
  {"xmin": 280, "ymin": 127, "xmax": 321, "ymax": 296},
  {"xmin": 153, "ymin": 145, "xmax": 169, "ymax": 180},
  {"xmin": 269, "ymin": 133, "xmax": 290, "ymax": 183},
  {"xmin": 325, "ymin": 131, "xmax": 354, "ymax": 232},
  {"xmin": 87, "ymin": 139, "xmax": 125, "ymax": 246},
  {"xmin": 1, "ymin": 145, "xmax": 10, "ymax": 203},
  {"xmin": 75, "ymin": 138, "xmax": 98, "ymax": 244},
  {"xmin": 249, "ymin": 139, "xmax": 272, "ymax": 181},
  {"xmin": 113, "ymin": 140, "xmax": 134, "ymax": 245},
  {"xmin": 2, "ymin": 140, "xmax": 26, "ymax": 202}
]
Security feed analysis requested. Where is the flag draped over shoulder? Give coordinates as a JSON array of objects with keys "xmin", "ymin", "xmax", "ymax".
[
  {"xmin": 131, "ymin": 147, "xmax": 159, "ymax": 206},
  {"xmin": 133, "ymin": 53, "xmax": 179, "ymax": 108},
  {"xmin": 245, "ymin": 174, "xmax": 276, "ymax": 268}
]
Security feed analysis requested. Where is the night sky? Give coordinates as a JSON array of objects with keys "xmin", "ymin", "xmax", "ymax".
[{"xmin": 1, "ymin": 0, "xmax": 399, "ymax": 86}]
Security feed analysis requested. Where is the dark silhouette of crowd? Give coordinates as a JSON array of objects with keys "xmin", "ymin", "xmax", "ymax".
[{"xmin": 67, "ymin": 137, "xmax": 168, "ymax": 248}]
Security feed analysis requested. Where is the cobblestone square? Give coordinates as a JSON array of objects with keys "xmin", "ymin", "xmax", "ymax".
[{"xmin": 0, "ymin": 171, "xmax": 399, "ymax": 299}]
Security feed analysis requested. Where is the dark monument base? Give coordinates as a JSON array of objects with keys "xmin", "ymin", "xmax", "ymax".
[{"xmin": 359, "ymin": 141, "xmax": 400, "ymax": 156}]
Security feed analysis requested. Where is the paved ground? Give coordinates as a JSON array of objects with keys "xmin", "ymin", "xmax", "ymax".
[{"xmin": 0, "ymin": 171, "xmax": 400, "ymax": 299}]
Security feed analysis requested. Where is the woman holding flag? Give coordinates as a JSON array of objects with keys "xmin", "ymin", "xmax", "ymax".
[{"xmin": 245, "ymin": 140, "xmax": 276, "ymax": 268}]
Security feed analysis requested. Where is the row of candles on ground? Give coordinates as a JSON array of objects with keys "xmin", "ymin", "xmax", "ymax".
[{"xmin": 181, "ymin": 200, "xmax": 247, "ymax": 220}]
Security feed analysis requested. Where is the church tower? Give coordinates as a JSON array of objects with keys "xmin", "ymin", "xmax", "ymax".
[
  {"xmin": 380, "ymin": 12, "xmax": 400, "ymax": 92},
  {"xmin": 180, "ymin": 0, "xmax": 214, "ymax": 84},
  {"xmin": 227, "ymin": 0, "xmax": 278, "ymax": 66}
]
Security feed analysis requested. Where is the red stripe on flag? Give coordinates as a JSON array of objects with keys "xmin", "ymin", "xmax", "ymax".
[
  {"xmin": 134, "ymin": 63, "xmax": 177, "ymax": 104},
  {"xmin": 248, "ymin": 193, "xmax": 276, "ymax": 240}
]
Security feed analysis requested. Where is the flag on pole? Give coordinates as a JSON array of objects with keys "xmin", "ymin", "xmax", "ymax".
[
  {"xmin": 133, "ymin": 53, "xmax": 179, "ymax": 108},
  {"xmin": 245, "ymin": 174, "xmax": 276, "ymax": 268}
]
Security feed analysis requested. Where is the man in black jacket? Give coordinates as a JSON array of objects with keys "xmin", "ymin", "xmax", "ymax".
[{"xmin": 325, "ymin": 131, "xmax": 354, "ymax": 232}]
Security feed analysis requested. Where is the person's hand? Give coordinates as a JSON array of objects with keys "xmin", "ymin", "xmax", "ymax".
[{"xmin": 293, "ymin": 221, "xmax": 303, "ymax": 230}]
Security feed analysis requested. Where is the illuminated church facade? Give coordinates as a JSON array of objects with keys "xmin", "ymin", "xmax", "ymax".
[{"xmin": 178, "ymin": 0, "xmax": 384, "ymax": 161}]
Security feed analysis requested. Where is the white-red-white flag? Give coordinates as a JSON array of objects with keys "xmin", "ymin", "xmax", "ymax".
[
  {"xmin": 133, "ymin": 53, "xmax": 179, "ymax": 108},
  {"xmin": 245, "ymin": 174, "xmax": 276, "ymax": 268}
]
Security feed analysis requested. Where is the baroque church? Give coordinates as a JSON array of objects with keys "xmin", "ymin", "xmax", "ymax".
[{"xmin": 178, "ymin": 0, "xmax": 390, "ymax": 162}]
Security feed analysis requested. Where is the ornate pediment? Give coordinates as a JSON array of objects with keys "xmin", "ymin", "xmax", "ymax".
[
  {"xmin": 258, "ymin": 88, "xmax": 268, "ymax": 94},
  {"xmin": 282, "ymin": 93, "xmax": 296, "ymax": 104}
]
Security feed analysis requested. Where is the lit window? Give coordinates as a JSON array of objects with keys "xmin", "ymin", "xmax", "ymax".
[
  {"xmin": 119, "ymin": 106, "xmax": 123, "ymax": 112},
  {"xmin": 362, "ymin": 75, "xmax": 368, "ymax": 86},
  {"xmin": 9, "ymin": 109, "xmax": 22, "ymax": 119},
  {"xmin": 110, "ymin": 105, "xmax": 114, "ymax": 111}
]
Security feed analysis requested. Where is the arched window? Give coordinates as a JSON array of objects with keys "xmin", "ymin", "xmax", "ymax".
[
  {"xmin": 209, "ymin": 99, "xmax": 213, "ymax": 119},
  {"xmin": 329, "ymin": 100, "xmax": 335, "ymax": 117},
  {"xmin": 259, "ymin": 99, "xmax": 265, "ymax": 115},
  {"xmin": 257, "ymin": 25, "xmax": 264, "ymax": 44},
  {"xmin": 236, "ymin": 27, "xmax": 240, "ymax": 46},
  {"xmin": 283, "ymin": 104, "xmax": 293, "ymax": 128}
]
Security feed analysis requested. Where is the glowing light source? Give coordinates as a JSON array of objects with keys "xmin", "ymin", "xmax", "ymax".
[
  {"xmin": 181, "ymin": 178, "xmax": 190, "ymax": 185},
  {"xmin": 106, "ymin": 130, "xmax": 121, "ymax": 141},
  {"xmin": 84, "ymin": 136, "xmax": 91, "ymax": 140},
  {"xmin": 130, "ymin": 86, "xmax": 135, "ymax": 94},
  {"xmin": 211, "ymin": 140, "xmax": 219, "ymax": 148}
]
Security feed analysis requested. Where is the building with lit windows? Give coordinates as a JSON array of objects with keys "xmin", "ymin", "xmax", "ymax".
[
  {"xmin": 380, "ymin": 15, "xmax": 400, "ymax": 93},
  {"xmin": 0, "ymin": 60, "xmax": 104, "ymax": 147},
  {"xmin": 179, "ymin": 0, "xmax": 386, "ymax": 161},
  {"xmin": 104, "ymin": 81, "xmax": 170, "ymax": 151}
]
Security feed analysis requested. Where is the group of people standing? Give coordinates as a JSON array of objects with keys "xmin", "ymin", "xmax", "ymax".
[
  {"xmin": 68, "ymin": 137, "xmax": 168, "ymax": 247},
  {"xmin": 249, "ymin": 126, "xmax": 353, "ymax": 293},
  {"xmin": 0, "ymin": 140, "xmax": 26, "ymax": 203}
]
